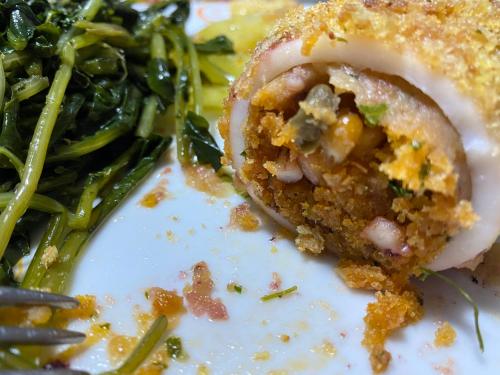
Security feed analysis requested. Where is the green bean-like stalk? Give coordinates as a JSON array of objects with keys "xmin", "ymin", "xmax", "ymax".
[
  {"xmin": 39, "ymin": 138, "xmax": 170, "ymax": 293},
  {"xmin": 163, "ymin": 28, "xmax": 190, "ymax": 163},
  {"xmin": 0, "ymin": 0, "xmax": 103, "ymax": 261},
  {"xmin": 22, "ymin": 213, "xmax": 68, "ymax": 289},
  {"xmin": 0, "ymin": 193, "xmax": 68, "ymax": 215},
  {"xmin": 0, "ymin": 57, "xmax": 5, "ymax": 112},
  {"xmin": 12, "ymin": 76, "xmax": 49, "ymax": 102},
  {"xmin": 136, "ymin": 96, "xmax": 158, "ymax": 138},
  {"xmin": 101, "ymin": 316, "xmax": 168, "ymax": 375},
  {"xmin": 185, "ymin": 35, "xmax": 202, "ymax": 116},
  {"xmin": 0, "ymin": 350, "xmax": 36, "ymax": 369},
  {"xmin": 0, "ymin": 146, "xmax": 24, "ymax": 177}
]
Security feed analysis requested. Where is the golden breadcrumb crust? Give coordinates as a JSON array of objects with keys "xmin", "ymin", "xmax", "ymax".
[{"xmin": 221, "ymin": 0, "xmax": 500, "ymax": 161}]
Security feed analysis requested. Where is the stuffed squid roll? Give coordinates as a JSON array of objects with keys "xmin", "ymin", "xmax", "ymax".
[{"xmin": 220, "ymin": 0, "xmax": 500, "ymax": 274}]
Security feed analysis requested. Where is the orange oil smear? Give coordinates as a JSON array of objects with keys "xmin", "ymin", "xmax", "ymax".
[
  {"xmin": 363, "ymin": 291, "xmax": 423, "ymax": 373},
  {"xmin": 53, "ymin": 295, "xmax": 97, "ymax": 327},
  {"xmin": 183, "ymin": 165, "xmax": 233, "ymax": 198},
  {"xmin": 148, "ymin": 287, "xmax": 186, "ymax": 328},
  {"xmin": 229, "ymin": 203, "xmax": 260, "ymax": 231},
  {"xmin": 54, "ymin": 323, "xmax": 111, "ymax": 363},
  {"xmin": 140, "ymin": 179, "xmax": 169, "ymax": 208},
  {"xmin": 108, "ymin": 334, "xmax": 139, "ymax": 363},
  {"xmin": 184, "ymin": 261, "xmax": 229, "ymax": 321},
  {"xmin": 434, "ymin": 321, "xmax": 456, "ymax": 348}
]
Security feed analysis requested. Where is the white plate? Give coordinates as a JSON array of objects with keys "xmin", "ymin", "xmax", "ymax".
[{"xmin": 63, "ymin": 2, "xmax": 500, "ymax": 374}]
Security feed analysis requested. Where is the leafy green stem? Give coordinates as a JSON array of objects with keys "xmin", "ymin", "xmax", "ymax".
[
  {"xmin": 101, "ymin": 316, "xmax": 168, "ymax": 375},
  {"xmin": 420, "ymin": 268, "xmax": 484, "ymax": 352}
]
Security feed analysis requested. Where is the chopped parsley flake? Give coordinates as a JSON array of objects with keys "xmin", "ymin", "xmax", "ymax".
[
  {"xmin": 261, "ymin": 286, "xmax": 298, "ymax": 302},
  {"xmin": 166, "ymin": 336, "xmax": 184, "ymax": 359},
  {"xmin": 388, "ymin": 180, "xmax": 413, "ymax": 198},
  {"xmin": 419, "ymin": 161, "xmax": 431, "ymax": 180},
  {"xmin": 227, "ymin": 282, "xmax": 243, "ymax": 294},
  {"xmin": 420, "ymin": 268, "xmax": 484, "ymax": 352},
  {"xmin": 336, "ymin": 37, "xmax": 348, "ymax": 43},
  {"xmin": 358, "ymin": 103, "xmax": 388, "ymax": 127},
  {"xmin": 240, "ymin": 150, "xmax": 247, "ymax": 158}
]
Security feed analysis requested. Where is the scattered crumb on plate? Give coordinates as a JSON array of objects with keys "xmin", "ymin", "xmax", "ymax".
[
  {"xmin": 434, "ymin": 321, "xmax": 457, "ymax": 348},
  {"xmin": 229, "ymin": 202, "xmax": 260, "ymax": 231}
]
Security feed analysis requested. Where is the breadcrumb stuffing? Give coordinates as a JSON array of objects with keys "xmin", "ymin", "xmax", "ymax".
[
  {"xmin": 295, "ymin": 225, "xmax": 325, "ymax": 254},
  {"xmin": 363, "ymin": 290, "xmax": 424, "ymax": 372},
  {"xmin": 230, "ymin": 203, "xmax": 260, "ymax": 231},
  {"xmin": 337, "ymin": 259, "xmax": 404, "ymax": 292},
  {"xmin": 41, "ymin": 245, "xmax": 58, "ymax": 269},
  {"xmin": 434, "ymin": 321, "xmax": 457, "ymax": 348}
]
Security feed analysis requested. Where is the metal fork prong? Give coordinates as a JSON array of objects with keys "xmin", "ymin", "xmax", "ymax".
[
  {"xmin": 0, "ymin": 371, "xmax": 90, "ymax": 375},
  {"xmin": 0, "ymin": 327, "xmax": 85, "ymax": 345},
  {"xmin": 0, "ymin": 287, "xmax": 79, "ymax": 309}
]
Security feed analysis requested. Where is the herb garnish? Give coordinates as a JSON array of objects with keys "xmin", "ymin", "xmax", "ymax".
[
  {"xmin": 195, "ymin": 35, "xmax": 235, "ymax": 54},
  {"xmin": 388, "ymin": 180, "xmax": 413, "ymax": 198},
  {"xmin": 227, "ymin": 282, "xmax": 243, "ymax": 294},
  {"xmin": 166, "ymin": 336, "xmax": 184, "ymax": 359},
  {"xmin": 419, "ymin": 161, "xmax": 431, "ymax": 180},
  {"xmin": 358, "ymin": 103, "xmax": 388, "ymax": 127},
  {"xmin": 184, "ymin": 111, "xmax": 223, "ymax": 170},
  {"xmin": 419, "ymin": 268, "xmax": 484, "ymax": 352},
  {"xmin": 261, "ymin": 286, "xmax": 298, "ymax": 302}
]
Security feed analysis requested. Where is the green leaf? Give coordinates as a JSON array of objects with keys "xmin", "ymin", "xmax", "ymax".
[
  {"xmin": 358, "ymin": 103, "xmax": 388, "ymax": 127},
  {"xmin": 7, "ymin": 6, "xmax": 38, "ymax": 51},
  {"xmin": 388, "ymin": 180, "xmax": 413, "ymax": 198},
  {"xmin": 166, "ymin": 336, "xmax": 184, "ymax": 359},
  {"xmin": 146, "ymin": 58, "xmax": 175, "ymax": 106},
  {"xmin": 184, "ymin": 111, "xmax": 223, "ymax": 170},
  {"xmin": 195, "ymin": 35, "xmax": 234, "ymax": 54}
]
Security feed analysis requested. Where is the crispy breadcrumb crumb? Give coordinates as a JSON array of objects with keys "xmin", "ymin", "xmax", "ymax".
[{"xmin": 434, "ymin": 321, "xmax": 457, "ymax": 348}]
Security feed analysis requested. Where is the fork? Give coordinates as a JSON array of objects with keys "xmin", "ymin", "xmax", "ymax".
[{"xmin": 0, "ymin": 287, "xmax": 89, "ymax": 375}]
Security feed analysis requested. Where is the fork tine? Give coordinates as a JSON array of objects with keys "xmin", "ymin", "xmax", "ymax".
[
  {"xmin": 0, "ymin": 372, "xmax": 89, "ymax": 375},
  {"xmin": 0, "ymin": 288, "xmax": 79, "ymax": 309},
  {"xmin": 0, "ymin": 327, "xmax": 85, "ymax": 345}
]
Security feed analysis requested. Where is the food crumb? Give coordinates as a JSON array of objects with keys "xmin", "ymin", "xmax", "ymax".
[
  {"xmin": 433, "ymin": 358, "xmax": 455, "ymax": 375},
  {"xmin": 295, "ymin": 225, "xmax": 324, "ymax": 254},
  {"xmin": 313, "ymin": 340, "xmax": 336, "ymax": 358},
  {"xmin": 254, "ymin": 351, "xmax": 271, "ymax": 361},
  {"xmin": 197, "ymin": 364, "xmax": 210, "ymax": 375},
  {"xmin": 41, "ymin": 245, "xmax": 58, "ymax": 269},
  {"xmin": 140, "ymin": 179, "xmax": 169, "ymax": 208},
  {"xmin": 363, "ymin": 291, "xmax": 423, "ymax": 373},
  {"xmin": 166, "ymin": 230, "xmax": 177, "ymax": 243},
  {"xmin": 269, "ymin": 272, "xmax": 282, "ymax": 291},
  {"xmin": 229, "ymin": 203, "xmax": 260, "ymax": 231},
  {"xmin": 148, "ymin": 287, "xmax": 186, "ymax": 318},
  {"xmin": 280, "ymin": 334, "xmax": 290, "ymax": 343},
  {"xmin": 434, "ymin": 322, "xmax": 456, "ymax": 348},
  {"xmin": 270, "ymin": 246, "xmax": 278, "ymax": 254},
  {"xmin": 184, "ymin": 262, "xmax": 229, "ymax": 320},
  {"xmin": 27, "ymin": 306, "xmax": 52, "ymax": 325}
]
